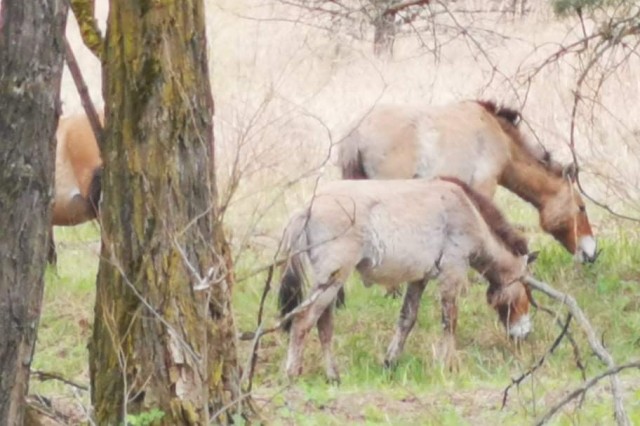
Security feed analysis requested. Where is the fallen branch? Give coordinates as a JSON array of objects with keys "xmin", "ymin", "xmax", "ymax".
[
  {"xmin": 535, "ymin": 361, "xmax": 640, "ymax": 426},
  {"xmin": 502, "ymin": 313, "xmax": 572, "ymax": 409},
  {"xmin": 524, "ymin": 276, "xmax": 630, "ymax": 426},
  {"xmin": 25, "ymin": 395, "xmax": 72, "ymax": 426},
  {"xmin": 31, "ymin": 370, "xmax": 89, "ymax": 391}
]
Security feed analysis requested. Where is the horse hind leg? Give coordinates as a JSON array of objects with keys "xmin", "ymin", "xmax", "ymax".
[
  {"xmin": 317, "ymin": 304, "xmax": 340, "ymax": 383},
  {"xmin": 286, "ymin": 277, "xmax": 344, "ymax": 380},
  {"xmin": 384, "ymin": 279, "xmax": 427, "ymax": 368},
  {"xmin": 47, "ymin": 227, "xmax": 57, "ymax": 265}
]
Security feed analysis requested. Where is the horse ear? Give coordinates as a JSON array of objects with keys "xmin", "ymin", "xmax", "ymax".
[
  {"xmin": 526, "ymin": 251, "xmax": 539, "ymax": 264},
  {"xmin": 562, "ymin": 163, "xmax": 578, "ymax": 181}
]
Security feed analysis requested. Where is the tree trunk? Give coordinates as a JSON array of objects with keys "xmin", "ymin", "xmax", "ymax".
[
  {"xmin": 89, "ymin": 1, "xmax": 244, "ymax": 424},
  {"xmin": 0, "ymin": 1, "xmax": 68, "ymax": 424},
  {"xmin": 373, "ymin": 10, "xmax": 396, "ymax": 58}
]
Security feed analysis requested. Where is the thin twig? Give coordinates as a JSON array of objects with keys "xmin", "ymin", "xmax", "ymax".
[
  {"xmin": 63, "ymin": 36, "xmax": 104, "ymax": 149},
  {"xmin": 502, "ymin": 313, "xmax": 572, "ymax": 409},
  {"xmin": 242, "ymin": 265, "xmax": 275, "ymax": 393},
  {"xmin": 533, "ymin": 300, "xmax": 587, "ymax": 380},
  {"xmin": 31, "ymin": 370, "xmax": 89, "ymax": 391},
  {"xmin": 536, "ymin": 361, "xmax": 640, "ymax": 426},
  {"xmin": 524, "ymin": 276, "xmax": 630, "ymax": 426}
]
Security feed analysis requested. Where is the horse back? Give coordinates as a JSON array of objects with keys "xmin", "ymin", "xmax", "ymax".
[
  {"xmin": 311, "ymin": 180, "xmax": 490, "ymax": 284},
  {"xmin": 342, "ymin": 102, "xmax": 511, "ymax": 194},
  {"xmin": 339, "ymin": 106, "xmax": 424, "ymax": 179}
]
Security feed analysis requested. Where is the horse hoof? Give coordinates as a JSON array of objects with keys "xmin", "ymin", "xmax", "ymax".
[
  {"xmin": 286, "ymin": 364, "xmax": 303, "ymax": 381},
  {"xmin": 383, "ymin": 359, "xmax": 397, "ymax": 370},
  {"xmin": 384, "ymin": 288, "xmax": 402, "ymax": 299},
  {"xmin": 326, "ymin": 374, "xmax": 341, "ymax": 385}
]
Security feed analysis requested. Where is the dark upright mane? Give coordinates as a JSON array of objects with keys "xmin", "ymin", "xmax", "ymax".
[
  {"xmin": 438, "ymin": 176, "xmax": 529, "ymax": 256},
  {"xmin": 476, "ymin": 100, "xmax": 521, "ymax": 125},
  {"xmin": 475, "ymin": 100, "xmax": 565, "ymax": 177}
]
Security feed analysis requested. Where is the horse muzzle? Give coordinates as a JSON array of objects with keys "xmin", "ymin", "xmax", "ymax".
[
  {"xmin": 507, "ymin": 314, "xmax": 532, "ymax": 340},
  {"xmin": 575, "ymin": 236, "xmax": 599, "ymax": 263}
]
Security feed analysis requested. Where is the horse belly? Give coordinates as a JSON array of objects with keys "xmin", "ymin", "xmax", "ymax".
[
  {"xmin": 358, "ymin": 258, "xmax": 426, "ymax": 288},
  {"xmin": 358, "ymin": 223, "xmax": 441, "ymax": 287}
]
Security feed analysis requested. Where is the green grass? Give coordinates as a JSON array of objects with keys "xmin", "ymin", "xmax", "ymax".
[{"xmin": 33, "ymin": 198, "xmax": 640, "ymax": 425}]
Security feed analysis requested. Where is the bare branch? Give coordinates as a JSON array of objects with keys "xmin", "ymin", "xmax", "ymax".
[
  {"xmin": 384, "ymin": 0, "xmax": 432, "ymax": 16},
  {"xmin": 502, "ymin": 313, "xmax": 573, "ymax": 409},
  {"xmin": 524, "ymin": 276, "xmax": 630, "ymax": 426},
  {"xmin": 63, "ymin": 36, "xmax": 104, "ymax": 149},
  {"xmin": 536, "ymin": 361, "xmax": 640, "ymax": 425},
  {"xmin": 30, "ymin": 370, "xmax": 89, "ymax": 391}
]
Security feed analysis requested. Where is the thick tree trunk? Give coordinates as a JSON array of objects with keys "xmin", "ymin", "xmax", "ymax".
[
  {"xmin": 0, "ymin": 1, "xmax": 68, "ymax": 424},
  {"xmin": 89, "ymin": 1, "xmax": 244, "ymax": 424}
]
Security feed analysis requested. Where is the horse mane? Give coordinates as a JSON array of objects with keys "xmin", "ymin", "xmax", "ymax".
[
  {"xmin": 475, "ymin": 100, "xmax": 565, "ymax": 177},
  {"xmin": 438, "ymin": 176, "xmax": 529, "ymax": 256}
]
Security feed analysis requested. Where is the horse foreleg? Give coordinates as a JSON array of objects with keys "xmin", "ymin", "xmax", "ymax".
[
  {"xmin": 286, "ymin": 280, "xmax": 342, "ymax": 380},
  {"xmin": 384, "ymin": 279, "xmax": 427, "ymax": 368},
  {"xmin": 317, "ymin": 305, "xmax": 339, "ymax": 383},
  {"xmin": 437, "ymin": 269, "xmax": 465, "ymax": 371}
]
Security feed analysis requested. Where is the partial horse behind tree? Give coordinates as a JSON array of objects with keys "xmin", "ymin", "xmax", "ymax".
[
  {"xmin": 338, "ymin": 100, "xmax": 597, "ymax": 263},
  {"xmin": 49, "ymin": 111, "xmax": 103, "ymax": 263},
  {"xmin": 278, "ymin": 177, "xmax": 536, "ymax": 381}
]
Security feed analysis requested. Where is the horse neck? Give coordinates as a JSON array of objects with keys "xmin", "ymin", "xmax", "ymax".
[
  {"xmin": 471, "ymin": 230, "xmax": 521, "ymax": 285},
  {"xmin": 499, "ymin": 151, "xmax": 564, "ymax": 211}
]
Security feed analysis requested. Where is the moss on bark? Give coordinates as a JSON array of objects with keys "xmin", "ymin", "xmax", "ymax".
[
  {"xmin": 0, "ymin": 0, "xmax": 68, "ymax": 423},
  {"xmin": 89, "ymin": 1, "xmax": 246, "ymax": 424},
  {"xmin": 69, "ymin": 0, "xmax": 104, "ymax": 59}
]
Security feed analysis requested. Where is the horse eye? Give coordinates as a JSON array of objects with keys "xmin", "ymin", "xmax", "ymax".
[{"xmin": 579, "ymin": 205, "xmax": 586, "ymax": 213}]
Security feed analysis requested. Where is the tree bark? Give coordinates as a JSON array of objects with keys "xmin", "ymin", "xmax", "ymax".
[
  {"xmin": 0, "ymin": 1, "xmax": 68, "ymax": 424},
  {"xmin": 372, "ymin": 0, "xmax": 431, "ymax": 58},
  {"xmin": 69, "ymin": 0, "xmax": 104, "ymax": 60},
  {"xmin": 89, "ymin": 1, "xmax": 244, "ymax": 424},
  {"xmin": 373, "ymin": 10, "xmax": 397, "ymax": 58}
]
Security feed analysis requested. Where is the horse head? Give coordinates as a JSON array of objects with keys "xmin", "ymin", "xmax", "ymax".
[
  {"xmin": 486, "ymin": 252, "xmax": 538, "ymax": 339},
  {"xmin": 539, "ymin": 164, "xmax": 597, "ymax": 263}
]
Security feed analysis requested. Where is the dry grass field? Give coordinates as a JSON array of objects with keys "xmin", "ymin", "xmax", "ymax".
[{"xmin": 36, "ymin": 0, "xmax": 640, "ymax": 424}]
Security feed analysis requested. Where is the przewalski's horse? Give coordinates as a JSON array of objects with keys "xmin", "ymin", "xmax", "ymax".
[
  {"xmin": 278, "ymin": 177, "xmax": 536, "ymax": 381},
  {"xmin": 49, "ymin": 112, "xmax": 103, "ymax": 263},
  {"xmin": 339, "ymin": 100, "xmax": 597, "ymax": 263}
]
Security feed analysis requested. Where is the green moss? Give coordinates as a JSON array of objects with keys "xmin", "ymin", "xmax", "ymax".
[{"xmin": 69, "ymin": 0, "xmax": 104, "ymax": 59}]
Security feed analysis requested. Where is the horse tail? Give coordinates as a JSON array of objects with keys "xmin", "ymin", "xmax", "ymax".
[
  {"xmin": 87, "ymin": 166, "xmax": 102, "ymax": 218},
  {"xmin": 278, "ymin": 210, "xmax": 312, "ymax": 332},
  {"xmin": 338, "ymin": 132, "xmax": 368, "ymax": 179}
]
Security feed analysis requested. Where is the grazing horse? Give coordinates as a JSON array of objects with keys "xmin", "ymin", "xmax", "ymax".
[
  {"xmin": 278, "ymin": 177, "xmax": 536, "ymax": 381},
  {"xmin": 49, "ymin": 112, "xmax": 103, "ymax": 263},
  {"xmin": 338, "ymin": 100, "xmax": 597, "ymax": 263}
]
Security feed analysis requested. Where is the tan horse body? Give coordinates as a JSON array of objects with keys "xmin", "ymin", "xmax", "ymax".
[
  {"xmin": 279, "ymin": 178, "xmax": 535, "ymax": 381},
  {"xmin": 49, "ymin": 112, "xmax": 102, "ymax": 262},
  {"xmin": 339, "ymin": 100, "xmax": 597, "ymax": 262}
]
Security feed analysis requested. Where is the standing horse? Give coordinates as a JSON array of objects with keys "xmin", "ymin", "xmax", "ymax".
[
  {"xmin": 279, "ymin": 177, "xmax": 536, "ymax": 381},
  {"xmin": 339, "ymin": 100, "xmax": 597, "ymax": 263},
  {"xmin": 49, "ymin": 112, "xmax": 103, "ymax": 263}
]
